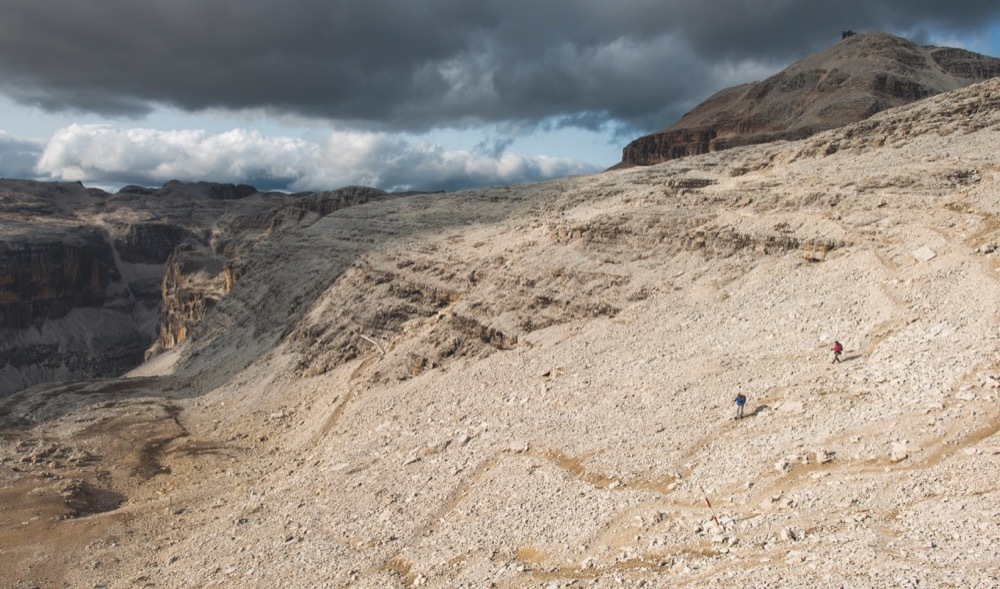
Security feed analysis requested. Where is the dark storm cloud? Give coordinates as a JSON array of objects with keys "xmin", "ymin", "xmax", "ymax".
[{"xmin": 1, "ymin": 0, "xmax": 998, "ymax": 135}]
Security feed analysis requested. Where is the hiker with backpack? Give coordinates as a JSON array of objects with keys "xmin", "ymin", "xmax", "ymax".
[
  {"xmin": 832, "ymin": 341, "xmax": 843, "ymax": 363},
  {"xmin": 733, "ymin": 392, "xmax": 747, "ymax": 419}
]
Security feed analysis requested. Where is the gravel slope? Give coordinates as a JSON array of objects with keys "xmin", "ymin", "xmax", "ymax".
[{"xmin": 1, "ymin": 79, "xmax": 998, "ymax": 589}]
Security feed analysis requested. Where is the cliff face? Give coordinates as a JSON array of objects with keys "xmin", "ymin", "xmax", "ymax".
[
  {"xmin": 0, "ymin": 225, "xmax": 156, "ymax": 393},
  {"xmin": 0, "ymin": 180, "xmax": 393, "ymax": 396},
  {"xmin": 112, "ymin": 223, "xmax": 198, "ymax": 265},
  {"xmin": 0, "ymin": 183, "xmax": 246, "ymax": 393},
  {"xmin": 146, "ymin": 244, "xmax": 231, "ymax": 359},
  {"xmin": 0, "ymin": 228, "xmax": 119, "ymax": 329},
  {"xmin": 930, "ymin": 46, "xmax": 1000, "ymax": 79},
  {"xmin": 148, "ymin": 185, "xmax": 390, "ymax": 359},
  {"xmin": 619, "ymin": 32, "xmax": 1000, "ymax": 167}
]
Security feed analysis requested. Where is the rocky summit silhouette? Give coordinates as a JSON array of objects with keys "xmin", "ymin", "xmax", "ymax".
[
  {"xmin": 618, "ymin": 32, "xmax": 1000, "ymax": 167},
  {"xmin": 0, "ymin": 75, "xmax": 998, "ymax": 587}
]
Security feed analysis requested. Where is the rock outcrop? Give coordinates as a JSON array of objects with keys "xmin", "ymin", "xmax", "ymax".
[
  {"xmin": 0, "ymin": 227, "xmax": 119, "ymax": 329},
  {"xmin": 0, "ymin": 180, "xmax": 393, "ymax": 396},
  {"xmin": 111, "ymin": 222, "xmax": 198, "ymax": 265},
  {"xmin": 619, "ymin": 32, "xmax": 1000, "ymax": 167},
  {"xmin": 145, "ymin": 244, "xmax": 231, "ymax": 359},
  {"xmin": 147, "ymin": 185, "xmax": 391, "ymax": 360}
]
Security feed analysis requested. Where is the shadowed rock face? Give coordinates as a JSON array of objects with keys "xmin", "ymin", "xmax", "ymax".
[
  {"xmin": 145, "ymin": 243, "xmax": 230, "ymax": 360},
  {"xmin": 112, "ymin": 223, "xmax": 198, "ymax": 265},
  {"xmin": 149, "ymin": 185, "xmax": 390, "ymax": 360},
  {"xmin": 0, "ymin": 228, "xmax": 119, "ymax": 329},
  {"xmin": 0, "ymin": 180, "xmax": 392, "ymax": 396},
  {"xmin": 619, "ymin": 32, "xmax": 1000, "ymax": 167}
]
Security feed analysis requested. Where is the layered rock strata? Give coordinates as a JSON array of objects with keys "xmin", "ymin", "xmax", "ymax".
[
  {"xmin": 0, "ymin": 180, "xmax": 392, "ymax": 396},
  {"xmin": 0, "ymin": 227, "xmax": 119, "ymax": 329}
]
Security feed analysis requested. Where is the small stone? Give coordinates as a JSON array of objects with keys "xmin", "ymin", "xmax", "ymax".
[
  {"xmin": 509, "ymin": 440, "xmax": 529, "ymax": 453},
  {"xmin": 912, "ymin": 246, "xmax": 936, "ymax": 262},
  {"xmin": 814, "ymin": 450, "xmax": 834, "ymax": 464},
  {"xmin": 955, "ymin": 392, "xmax": 975, "ymax": 401}
]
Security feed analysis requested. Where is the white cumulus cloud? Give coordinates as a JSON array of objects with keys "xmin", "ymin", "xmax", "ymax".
[{"xmin": 35, "ymin": 124, "xmax": 599, "ymax": 192}]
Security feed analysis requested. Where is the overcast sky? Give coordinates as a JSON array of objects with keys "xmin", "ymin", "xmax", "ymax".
[{"xmin": 1, "ymin": 1, "xmax": 998, "ymax": 193}]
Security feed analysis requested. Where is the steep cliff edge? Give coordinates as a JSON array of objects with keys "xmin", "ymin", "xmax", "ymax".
[
  {"xmin": 0, "ymin": 227, "xmax": 119, "ymax": 329},
  {"xmin": 147, "ymin": 185, "xmax": 390, "ymax": 360},
  {"xmin": 0, "ymin": 224, "xmax": 153, "ymax": 393},
  {"xmin": 0, "ymin": 182, "xmax": 158, "ymax": 393},
  {"xmin": 0, "ymin": 181, "xmax": 393, "ymax": 396},
  {"xmin": 619, "ymin": 32, "xmax": 1000, "ymax": 167}
]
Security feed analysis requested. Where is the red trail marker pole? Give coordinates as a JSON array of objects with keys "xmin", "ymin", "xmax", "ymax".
[{"xmin": 700, "ymin": 485, "xmax": 723, "ymax": 533}]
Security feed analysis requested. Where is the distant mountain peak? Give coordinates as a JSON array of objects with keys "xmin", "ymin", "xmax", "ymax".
[{"xmin": 617, "ymin": 32, "xmax": 1000, "ymax": 168}]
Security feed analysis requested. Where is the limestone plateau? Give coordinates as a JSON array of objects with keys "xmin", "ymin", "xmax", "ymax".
[
  {"xmin": 619, "ymin": 32, "xmax": 1000, "ymax": 168},
  {"xmin": 0, "ymin": 73, "xmax": 998, "ymax": 587}
]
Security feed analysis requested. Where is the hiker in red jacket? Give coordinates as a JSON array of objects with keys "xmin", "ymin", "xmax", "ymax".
[{"xmin": 831, "ymin": 341, "xmax": 843, "ymax": 363}]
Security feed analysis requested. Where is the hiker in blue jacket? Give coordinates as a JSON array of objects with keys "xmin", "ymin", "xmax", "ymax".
[{"xmin": 733, "ymin": 392, "xmax": 747, "ymax": 419}]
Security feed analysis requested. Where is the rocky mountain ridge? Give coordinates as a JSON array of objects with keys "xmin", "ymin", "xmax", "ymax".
[
  {"xmin": 0, "ymin": 77, "xmax": 998, "ymax": 587},
  {"xmin": 619, "ymin": 32, "xmax": 1000, "ymax": 167}
]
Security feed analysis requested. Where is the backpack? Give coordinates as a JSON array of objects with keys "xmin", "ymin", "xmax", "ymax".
[{"xmin": 735, "ymin": 394, "xmax": 746, "ymax": 405}]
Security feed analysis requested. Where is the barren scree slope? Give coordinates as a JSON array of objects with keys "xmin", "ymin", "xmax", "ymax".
[{"xmin": 1, "ymin": 79, "xmax": 998, "ymax": 588}]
